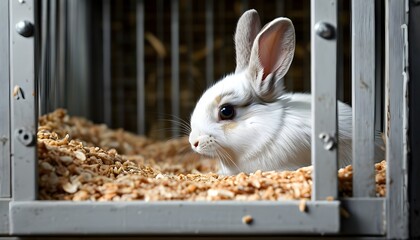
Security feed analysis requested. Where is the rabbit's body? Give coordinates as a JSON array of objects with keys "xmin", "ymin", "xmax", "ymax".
[
  {"xmin": 189, "ymin": 10, "xmax": 382, "ymax": 175},
  {"xmin": 191, "ymin": 70, "xmax": 353, "ymax": 175}
]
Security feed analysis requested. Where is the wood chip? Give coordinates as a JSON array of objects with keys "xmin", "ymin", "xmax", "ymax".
[
  {"xmin": 299, "ymin": 199, "xmax": 307, "ymax": 212},
  {"xmin": 326, "ymin": 196, "xmax": 334, "ymax": 201},
  {"xmin": 242, "ymin": 215, "xmax": 253, "ymax": 224},
  {"xmin": 37, "ymin": 109, "xmax": 387, "ymax": 202}
]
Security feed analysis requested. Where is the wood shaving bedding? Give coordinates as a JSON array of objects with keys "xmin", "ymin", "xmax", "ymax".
[{"xmin": 38, "ymin": 109, "xmax": 386, "ymax": 201}]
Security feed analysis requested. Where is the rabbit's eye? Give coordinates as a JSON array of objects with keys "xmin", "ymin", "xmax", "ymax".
[{"xmin": 219, "ymin": 104, "xmax": 235, "ymax": 120}]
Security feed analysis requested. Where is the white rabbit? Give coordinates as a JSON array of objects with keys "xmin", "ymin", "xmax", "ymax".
[{"xmin": 189, "ymin": 10, "xmax": 383, "ymax": 175}]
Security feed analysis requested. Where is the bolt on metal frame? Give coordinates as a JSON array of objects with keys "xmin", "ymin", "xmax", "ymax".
[{"xmin": 0, "ymin": 0, "xmax": 418, "ymax": 238}]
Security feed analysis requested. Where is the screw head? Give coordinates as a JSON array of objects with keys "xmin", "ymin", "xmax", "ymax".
[
  {"xmin": 314, "ymin": 22, "xmax": 335, "ymax": 40},
  {"xmin": 318, "ymin": 132, "xmax": 336, "ymax": 151},
  {"xmin": 16, "ymin": 20, "xmax": 34, "ymax": 37},
  {"xmin": 15, "ymin": 128, "xmax": 35, "ymax": 146}
]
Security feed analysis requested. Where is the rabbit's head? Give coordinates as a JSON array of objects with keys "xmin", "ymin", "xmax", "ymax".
[{"xmin": 189, "ymin": 10, "xmax": 295, "ymax": 174}]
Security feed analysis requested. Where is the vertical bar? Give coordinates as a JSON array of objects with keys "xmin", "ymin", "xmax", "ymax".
[
  {"xmin": 311, "ymin": 0, "xmax": 338, "ymax": 200},
  {"xmin": 136, "ymin": 0, "xmax": 145, "ymax": 135},
  {"xmin": 205, "ymin": 0, "xmax": 214, "ymax": 87},
  {"xmin": 39, "ymin": 0, "xmax": 49, "ymax": 115},
  {"xmin": 156, "ymin": 0, "xmax": 165, "ymax": 138},
  {"xmin": 351, "ymin": 0, "xmax": 376, "ymax": 197},
  {"xmin": 66, "ymin": 1, "xmax": 90, "ymax": 119},
  {"xmin": 10, "ymin": 0, "xmax": 37, "ymax": 200},
  {"xmin": 171, "ymin": 0, "xmax": 180, "ymax": 137},
  {"xmin": 240, "ymin": 0, "xmax": 249, "ymax": 13},
  {"xmin": 49, "ymin": 0, "xmax": 57, "ymax": 111},
  {"xmin": 0, "ymin": 0, "xmax": 11, "ymax": 198},
  {"xmin": 409, "ymin": 0, "xmax": 420, "ymax": 237},
  {"xmin": 186, "ymin": 0, "xmax": 194, "ymax": 96},
  {"xmin": 374, "ymin": 0, "xmax": 383, "ymax": 134},
  {"xmin": 302, "ymin": 2, "xmax": 310, "ymax": 92},
  {"xmin": 276, "ymin": 0, "xmax": 285, "ymax": 16},
  {"xmin": 103, "ymin": 0, "xmax": 112, "ymax": 127},
  {"xmin": 385, "ymin": 0, "xmax": 409, "ymax": 238},
  {"xmin": 336, "ymin": 0, "xmax": 344, "ymax": 101},
  {"xmin": 114, "ymin": 1, "xmax": 124, "ymax": 128},
  {"xmin": 217, "ymin": 1, "xmax": 225, "ymax": 78},
  {"xmin": 57, "ymin": 0, "xmax": 67, "ymax": 108}
]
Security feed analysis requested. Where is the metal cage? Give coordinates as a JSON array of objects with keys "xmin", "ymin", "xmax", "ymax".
[{"xmin": 0, "ymin": 0, "xmax": 419, "ymax": 238}]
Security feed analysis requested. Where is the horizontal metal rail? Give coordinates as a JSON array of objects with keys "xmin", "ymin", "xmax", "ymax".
[{"xmin": 10, "ymin": 201, "xmax": 340, "ymax": 235}]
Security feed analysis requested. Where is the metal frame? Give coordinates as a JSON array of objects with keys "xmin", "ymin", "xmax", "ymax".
[
  {"xmin": 351, "ymin": 0, "xmax": 376, "ymax": 198},
  {"xmin": 385, "ymin": 0, "xmax": 409, "ymax": 238},
  {"xmin": 10, "ymin": 0, "xmax": 37, "ymax": 202},
  {"xmin": 311, "ymin": 0, "xmax": 338, "ymax": 200},
  {"xmin": 10, "ymin": 201, "xmax": 339, "ymax": 235},
  {"xmin": 136, "ymin": 0, "xmax": 146, "ymax": 135},
  {"xmin": 171, "ymin": 0, "xmax": 180, "ymax": 137},
  {"xmin": 0, "ymin": 0, "xmax": 416, "ymax": 238},
  {"xmin": 0, "ymin": 0, "xmax": 11, "ymax": 200},
  {"xmin": 0, "ymin": 0, "xmax": 11, "ymax": 235},
  {"xmin": 409, "ymin": 0, "xmax": 420, "ymax": 237}
]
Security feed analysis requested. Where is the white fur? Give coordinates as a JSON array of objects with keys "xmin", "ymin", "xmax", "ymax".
[
  {"xmin": 189, "ymin": 10, "xmax": 383, "ymax": 175},
  {"xmin": 189, "ymin": 72, "xmax": 354, "ymax": 175}
]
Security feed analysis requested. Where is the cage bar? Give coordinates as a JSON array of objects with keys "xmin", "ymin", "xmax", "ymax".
[
  {"xmin": 10, "ymin": 0, "xmax": 37, "ymax": 201},
  {"xmin": 49, "ymin": 0, "xmax": 58, "ymax": 111},
  {"xmin": 171, "ymin": 0, "xmax": 180, "ymax": 137},
  {"xmin": 0, "ymin": 0, "xmax": 11, "ymax": 198},
  {"xmin": 217, "ymin": 1, "xmax": 225, "ymax": 78},
  {"xmin": 351, "ymin": 0, "xmax": 376, "ymax": 197},
  {"xmin": 66, "ymin": 1, "xmax": 91, "ymax": 118},
  {"xmin": 156, "ymin": 0, "xmax": 165, "ymax": 138},
  {"xmin": 114, "ymin": 1, "xmax": 125, "ymax": 128},
  {"xmin": 240, "ymin": 0, "xmax": 249, "ymax": 13},
  {"xmin": 103, "ymin": 0, "xmax": 112, "ymax": 127},
  {"xmin": 409, "ymin": 0, "xmax": 420, "ymax": 237},
  {"xmin": 136, "ymin": 0, "xmax": 146, "ymax": 135},
  {"xmin": 205, "ymin": 0, "xmax": 214, "ymax": 87},
  {"xmin": 374, "ymin": 0, "xmax": 383, "ymax": 135},
  {"xmin": 385, "ymin": 0, "xmax": 409, "ymax": 238},
  {"xmin": 336, "ymin": 0, "xmax": 344, "ymax": 101},
  {"xmin": 57, "ymin": 0, "xmax": 66, "ymax": 109},
  {"xmin": 39, "ymin": 0, "xmax": 49, "ymax": 115},
  {"xmin": 310, "ymin": 0, "xmax": 339, "ymax": 200}
]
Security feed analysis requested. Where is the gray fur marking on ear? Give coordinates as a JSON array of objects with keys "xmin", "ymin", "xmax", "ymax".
[{"xmin": 234, "ymin": 9, "xmax": 261, "ymax": 73}]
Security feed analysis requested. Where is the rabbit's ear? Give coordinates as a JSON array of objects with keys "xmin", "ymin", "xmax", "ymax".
[
  {"xmin": 234, "ymin": 9, "xmax": 261, "ymax": 73},
  {"xmin": 248, "ymin": 18, "xmax": 295, "ymax": 101}
]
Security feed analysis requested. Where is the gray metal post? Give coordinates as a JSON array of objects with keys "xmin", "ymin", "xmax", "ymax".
[
  {"xmin": 311, "ymin": 0, "xmax": 339, "ymax": 200},
  {"xmin": 103, "ymin": 0, "xmax": 112, "ymax": 127},
  {"xmin": 156, "ymin": 0, "xmax": 165, "ymax": 139},
  {"xmin": 351, "ymin": 0, "xmax": 376, "ymax": 197},
  {"xmin": 205, "ymin": 0, "xmax": 214, "ymax": 87},
  {"xmin": 136, "ymin": 0, "xmax": 145, "ymax": 135},
  {"xmin": 10, "ymin": 0, "xmax": 37, "ymax": 200},
  {"xmin": 409, "ymin": 0, "xmax": 420, "ymax": 237},
  {"xmin": 385, "ymin": 0, "xmax": 409, "ymax": 238},
  {"xmin": 66, "ymin": 0, "xmax": 91, "ymax": 119},
  {"xmin": 171, "ymin": 0, "xmax": 180, "ymax": 137},
  {"xmin": 57, "ymin": 0, "xmax": 67, "ymax": 109},
  {"xmin": 0, "ymin": 0, "xmax": 11, "ymax": 199}
]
